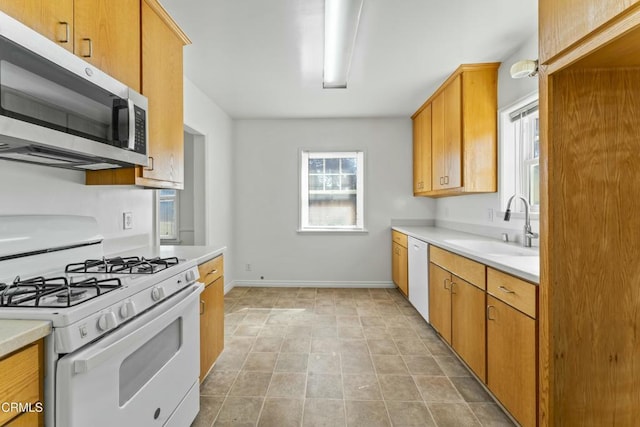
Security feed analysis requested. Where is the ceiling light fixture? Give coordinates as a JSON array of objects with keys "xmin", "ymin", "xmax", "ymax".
[
  {"xmin": 323, "ymin": 0, "xmax": 364, "ymax": 89},
  {"xmin": 510, "ymin": 59, "xmax": 539, "ymax": 78}
]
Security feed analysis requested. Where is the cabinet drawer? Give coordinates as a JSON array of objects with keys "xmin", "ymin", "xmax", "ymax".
[
  {"xmin": 392, "ymin": 230, "xmax": 408, "ymax": 248},
  {"xmin": 0, "ymin": 341, "xmax": 42, "ymax": 426},
  {"xmin": 198, "ymin": 256, "xmax": 223, "ymax": 286},
  {"xmin": 430, "ymin": 246, "xmax": 485, "ymax": 289},
  {"xmin": 487, "ymin": 268, "xmax": 536, "ymax": 318}
]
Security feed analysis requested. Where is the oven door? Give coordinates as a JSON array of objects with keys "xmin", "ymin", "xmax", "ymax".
[{"xmin": 55, "ymin": 283, "xmax": 203, "ymax": 427}]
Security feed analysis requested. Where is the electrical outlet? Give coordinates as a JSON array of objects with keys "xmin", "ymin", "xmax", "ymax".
[
  {"xmin": 487, "ymin": 208, "xmax": 494, "ymax": 222},
  {"xmin": 123, "ymin": 212, "xmax": 133, "ymax": 230},
  {"xmin": 245, "ymin": 263, "xmax": 251, "ymax": 272}
]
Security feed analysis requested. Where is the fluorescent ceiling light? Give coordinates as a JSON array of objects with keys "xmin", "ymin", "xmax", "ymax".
[{"xmin": 323, "ymin": 0, "xmax": 364, "ymax": 89}]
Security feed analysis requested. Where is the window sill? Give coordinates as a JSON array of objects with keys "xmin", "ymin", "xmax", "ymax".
[
  {"xmin": 161, "ymin": 238, "xmax": 182, "ymax": 245},
  {"xmin": 297, "ymin": 228, "xmax": 368, "ymax": 235}
]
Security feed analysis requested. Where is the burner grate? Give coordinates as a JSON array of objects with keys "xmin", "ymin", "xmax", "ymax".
[
  {"xmin": 65, "ymin": 256, "xmax": 179, "ymax": 275},
  {"xmin": 0, "ymin": 276, "xmax": 122, "ymax": 308}
]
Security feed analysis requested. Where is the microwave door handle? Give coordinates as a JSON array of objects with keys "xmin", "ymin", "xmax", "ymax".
[{"xmin": 127, "ymin": 99, "xmax": 136, "ymax": 150}]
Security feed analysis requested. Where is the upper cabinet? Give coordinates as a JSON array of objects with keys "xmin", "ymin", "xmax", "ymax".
[
  {"xmin": 412, "ymin": 104, "xmax": 432, "ymax": 194},
  {"xmin": 0, "ymin": 0, "xmax": 140, "ymax": 91},
  {"xmin": 138, "ymin": 0, "xmax": 185, "ymax": 187},
  {"xmin": 539, "ymin": 0, "xmax": 640, "ymax": 64},
  {"xmin": 0, "ymin": 0, "xmax": 73, "ymax": 51},
  {"xmin": 411, "ymin": 63, "xmax": 499, "ymax": 198},
  {"xmin": 85, "ymin": 0, "xmax": 190, "ymax": 189},
  {"xmin": 0, "ymin": 0, "xmax": 190, "ymax": 189},
  {"xmin": 73, "ymin": 0, "xmax": 141, "ymax": 92}
]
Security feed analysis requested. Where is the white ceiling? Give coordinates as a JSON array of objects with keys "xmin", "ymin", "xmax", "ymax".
[{"xmin": 161, "ymin": 0, "xmax": 537, "ymax": 119}]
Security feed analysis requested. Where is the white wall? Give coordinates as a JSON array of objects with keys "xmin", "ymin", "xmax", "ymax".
[
  {"xmin": 183, "ymin": 77, "xmax": 235, "ymax": 281},
  {"xmin": 0, "ymin": 161, "xmax": 154, "ymax": 250},
  {"xmin": 178, "ymin": 133, "xmax": 196, "ymax": 245},
  {"xmin": 233, "ymin": 118, "xmax": 436, "ymax": 285},
  {"xmin": 435, "ymin": 31, "xmax": 539, "ymax": 241}
]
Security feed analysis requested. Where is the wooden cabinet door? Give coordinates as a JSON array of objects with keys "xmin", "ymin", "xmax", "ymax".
[
  {"xmin": 211, "ymin": 277, "xmax": 225, "ymax": 363},
  {"xmin": 428, "ymin": 263, "xmax": 451, "ymax": 344},
  {"xmin": 140, "ymin": 0, "xmax": 184, "ymax": 186},
  {"xmin": 0, "ymin": 0, "xmax": 73, "ymax": 51},
  {"xmin": 442, "ymin": 75, "xmax": 462, "ymax": 189},
  {"xmin": 451, "ymin": 276, "xmax": 486, "ymax": 381},
  {"xmin": 539, "ymin": 0, "xmax": 640, "ymax": 64},
  {"xmin": 487, "ymin": 296, "xmax": 536, "ymax": 427},
  {"xmin": 74, "ymin": 0, "xmax": 140, "ymax": 91},
  {"xmin": 392, "ymin": 242, "xmax": 400, "ymax": 286},
  {"xmin": 397, "ymin": 243, "xmax": 408, "ymax": 297},
  {"xmin": 431, "ymin": 92, "xmax": 446, "ymax": 190},
  {"xmin": 413, "ymin": 105, "xmax": 432, "ymax": 194},
  {"xmin": 200, "ymin": 281, "xmax": 215, "ymax": 380}
]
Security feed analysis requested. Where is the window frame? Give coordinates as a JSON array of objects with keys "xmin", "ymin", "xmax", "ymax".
[
  {"xmin": 299, "ymin": 150, "xmax": 366, "ymax": 233},
  {"xmin": 159, "ymin": 189, "xmax": 180, "ymax": 243},
  {"xmin": 499, "ymin": 92, "xmax": 540, "ymax": 217}
]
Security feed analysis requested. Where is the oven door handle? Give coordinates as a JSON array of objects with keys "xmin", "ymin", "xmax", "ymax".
[{"xmin": 73, "ymin": 283, "xmax": 203, "ymax": 374}]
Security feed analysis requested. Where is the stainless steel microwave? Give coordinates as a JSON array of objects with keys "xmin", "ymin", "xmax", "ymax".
[{"xmin": 0, "ymin": 12, "xmax": 148, "ymax": 170}]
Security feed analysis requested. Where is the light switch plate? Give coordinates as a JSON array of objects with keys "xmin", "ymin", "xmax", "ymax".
[{"xmin": 123, "ymin": 212, "xmax": 133, "ymax": 230}]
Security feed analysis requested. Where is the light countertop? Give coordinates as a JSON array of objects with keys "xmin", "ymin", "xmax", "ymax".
[
  {"xmin": 0, "ymin": 319, "xmax": 51, "ymax": 358},
  {"xmin": 392, "ymin": 226, "xmax": 539, "ymax": 284}
]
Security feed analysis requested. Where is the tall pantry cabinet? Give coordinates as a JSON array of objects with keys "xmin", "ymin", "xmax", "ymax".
[{"xmin": 539, "ymin": 1, "xmax": 640, "ymax": 425}]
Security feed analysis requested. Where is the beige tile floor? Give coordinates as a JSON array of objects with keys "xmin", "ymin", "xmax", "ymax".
[{"xmin": 192, "ymin": 287, "xmax": 515, "ymax": 427}]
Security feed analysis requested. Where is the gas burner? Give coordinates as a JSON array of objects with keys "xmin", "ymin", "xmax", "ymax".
[
  {"xmin": 65, "ymin": 256, "xmax": 180, "ymax": 275},
  {"xmin": 0, "ymin": 276, "xmax": 122, "ymax": 308},
  {"xmin": 56, "ymin": 288, "xmax": 87, "ymax": 302}
]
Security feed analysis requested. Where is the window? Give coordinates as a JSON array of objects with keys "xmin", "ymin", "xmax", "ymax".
[
  {"xmin": 300, "ymin": 151, "xmax": 364, "ymax": 231},
  {"xmin": 159, "ymin": 189, "xmax": 178, "ymax": 240},
  {"xmin": 500, "ymin": 95, "xmax": 539, "ymax": 213}
]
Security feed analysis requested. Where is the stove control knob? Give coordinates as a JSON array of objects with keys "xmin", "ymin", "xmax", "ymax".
[
  {"xmin": 151, "ymin": 286, "xmax": 166, "ymax": 301},
  {"xmin": 120, "ymin": 300, "xmax": 137, "ymax": 319},
  {"xmin": 185, "ymin": 270, "xmax": 196, "ymax": 282},
  {"xmin": 97, "ymin": 312, "xmax": 118, "ymax": 331}
]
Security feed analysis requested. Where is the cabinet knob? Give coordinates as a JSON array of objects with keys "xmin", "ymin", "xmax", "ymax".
[
  {"xmin": 498, "ymin": 286, "xmax": 515, "ymax": 294},
  {"xmin": 200, "ymin": 300, "xmax": 205, "ymax": 315},
  {"xmin": 82, "ymin": 38, "xmax": 93, "ymax": 58},
  {"xmin": 439, "ymin": 177, "xmax": 444, "ymax": 185},
  {"xmin": 145, "ymin": 156, "xmax": 155, "ymax": 171},
  {"xmin": 443, "ymin": 278, "xmax": 450, "ymax": 290},
  {"xmin": 444, "ymin": 176, "xmax": 449, "ymax": 185},
  {"xmin": 487, "ymin": 305, "xmax": 497, "ymax": 320},
  {"xmin": 58, "ymin": 22, "xmax": 70, "ymax": 43}
]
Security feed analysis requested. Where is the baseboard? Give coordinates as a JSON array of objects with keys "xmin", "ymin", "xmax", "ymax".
[{"xmin": 226, "ymin": 280, "xmax": 394, "ymax": 293}]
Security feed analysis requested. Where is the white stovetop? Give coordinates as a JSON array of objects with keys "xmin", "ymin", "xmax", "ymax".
[{"xmin": 112, "ymin": 245, "xmax": 226, "ymax": 266}]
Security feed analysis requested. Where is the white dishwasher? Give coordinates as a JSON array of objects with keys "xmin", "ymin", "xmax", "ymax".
[{"xmin": 408, "ymin": 236, "xmax": 429, "ymax": 321}]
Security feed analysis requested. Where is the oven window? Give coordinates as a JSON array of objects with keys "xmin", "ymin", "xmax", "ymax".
[{"xmin": 119, "ymin": 318, "xmax": 182, "ymax": 406}]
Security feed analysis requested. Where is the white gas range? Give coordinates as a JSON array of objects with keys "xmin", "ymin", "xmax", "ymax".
[{"xmin": 0, "ymin": 216, "xmax": 203, "ymax": 427}]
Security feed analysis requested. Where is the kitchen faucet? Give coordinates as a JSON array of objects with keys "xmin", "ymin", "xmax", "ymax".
[{"xmin": 503, "ymin": 195, "xmax": 539, "ymax": 247}]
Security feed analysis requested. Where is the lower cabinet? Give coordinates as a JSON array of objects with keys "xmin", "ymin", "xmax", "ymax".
[
  {"xmin": 198, "ymin": 255, "xmax": 224, "ymax": 381},
  {"xmin": 429, "ymin": 261, "xmax": 486, "ymax": 380},
  {"xmin": 487, "ymin": 268, "xmax": 537, "ymax": 427},
  {"xmin": 391, "ymin": 231, "xmax": 408, "ymax": 296},
  {"xmin": 0, "ymin": 339, "xmax": 44, "ymax": 427},
  {"xmin": 428, "ymin": 245, "xmax": 538, "ymax": 427},
  {"xmin": 428, "ymin": 263, "xmax": 452, "ymax": 344},
  {"xmin": 451, "ymin": 276, "xmax": 486, "ymax": 381}
]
